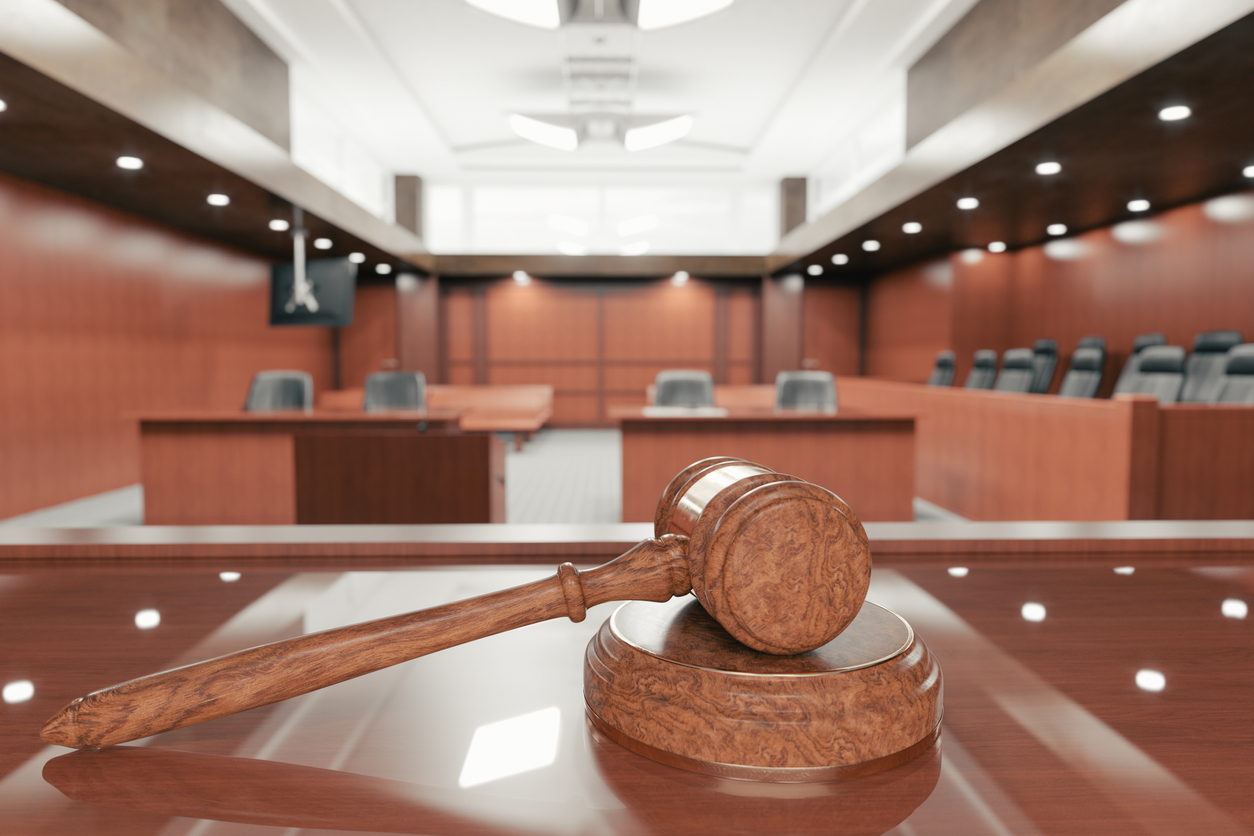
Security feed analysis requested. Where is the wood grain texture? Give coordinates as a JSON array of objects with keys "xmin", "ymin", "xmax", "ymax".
[
  {"xmin": 762, "ymin": 274, "xmax": 804, "ymax": 382},
  {"xmin": 1156, "ymin": 405, "xmax": 1254, "ymax": 519},
  {"xmin": 0, "ymin": 172, "xmax": 332, "ymax": 520},
  {"xmin": 338, "ymin": 284, "xmax": 397, "ymax": 389},
  {"xmin": 865, "ymin": 259, "xmax": 955, "ymax": 382},
  {"xmin": 620, "ymin": 415, "xmax": 915, "ymax": 523},
  {"xmin": 585, "ymin": 597, "xmax": 942, "ymax": 778},
  {"xmin": 803, "ymin": 283, "xmax": 862, "ymax": 375},
  {"xmin": 41, "ymin": 537, "xmax": 692, "ymax": 748},
  {"xmin": 397, "ymin": 273, "xmax": 440, "ymax": 381}
]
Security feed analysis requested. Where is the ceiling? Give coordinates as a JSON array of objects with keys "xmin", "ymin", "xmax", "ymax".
[
  {"xmin": 782, "ymin": 10, "xmax": 1254, "ymax": 279},
  {"xmin": 222, "ymin": 0, "xmax": 978, "ymax": 186}
]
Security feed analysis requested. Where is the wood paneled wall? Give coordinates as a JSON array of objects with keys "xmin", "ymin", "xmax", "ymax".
[
  {"xmin": 865, "ymin": 196, "xmax": 1254, "ymax": 386},
  {"xmin": 442, "ymin": 278, "xmax": 759, "ymax": 425},
  {"xmin": 0, "ymin": 172, "xmax": 331, "ymax": 519},
  {"xmin": 338, "ymin": 284, "xmax": 397, "ymax": 389},
  {"xmin": 802, "ymin": 284, "xmax": 862, "ymax": 376}
]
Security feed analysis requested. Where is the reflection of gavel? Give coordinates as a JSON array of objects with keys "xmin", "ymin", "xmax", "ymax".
[{"xmin": 42, "ymin": 458, "xmax": 871, "ymax": 750}]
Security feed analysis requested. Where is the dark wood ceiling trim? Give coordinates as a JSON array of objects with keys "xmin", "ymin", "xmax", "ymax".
[{"xmin": 433, "ymin": 254, "xmax": 766, "ymax": 279}]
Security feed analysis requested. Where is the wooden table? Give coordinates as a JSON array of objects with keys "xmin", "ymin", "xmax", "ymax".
[
  {"xmin": 2, "ymin": 522, "xmax": 1253, "ymax": 834},
  {"xmin": 139, "ymin": 412, "xmax": 504, "ymax": 525},
  {"xmin": 615, "ymin": 409, "xmax": 916, "ymax": 522}
]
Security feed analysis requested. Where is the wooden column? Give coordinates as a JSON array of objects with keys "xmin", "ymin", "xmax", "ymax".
[
  {"xmin": 779, "ymin": 178, "xmax": 807, "ymax": 237},
  {"xmin": 396, "ymin": 273, "xmax": 440, "ymax": 382},
  {"xmin": 761, "ymin": 274, "xmax": 804, "ymax": 383}
]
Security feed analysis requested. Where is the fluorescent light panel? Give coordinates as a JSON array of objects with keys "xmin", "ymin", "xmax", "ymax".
[
  {"xmin": 509, "ymin": 114, "xmax": 578, "ymax": 151},
  {"xmin": 466, "ymin": 0, "xmax": 560, "ymax": 29},
  {"xmin": 636, "ymin": 0, "xmax": 733, "ymax": 29},
  {"xmin": 624, "ymin": 116, "xmax": 692, "ymax": 152}
]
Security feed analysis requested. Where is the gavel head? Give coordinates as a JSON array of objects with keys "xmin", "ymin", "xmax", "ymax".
[{"xmin": 655, "ymin": 457, "xmax": 871, "ymax": 655}]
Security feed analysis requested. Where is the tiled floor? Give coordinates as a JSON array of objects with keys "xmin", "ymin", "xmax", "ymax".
[{"xmin": 0, "ymin": 429, "xmax": 958, "ymax": 526}]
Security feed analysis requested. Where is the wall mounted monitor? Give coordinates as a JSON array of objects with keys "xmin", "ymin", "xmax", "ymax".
[{"xmin": 269, "ymin": 257, "xmax": 357, "ymax": 327}]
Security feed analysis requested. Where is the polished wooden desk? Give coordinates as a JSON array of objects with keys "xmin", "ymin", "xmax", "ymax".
[
  {"xmin": 3, "ymin": 523, "xmax": 1252, "ymax": 834},
  {"xmin": 614, "ymin": 408, "xmax": 915, "ymax": 522},
  {"xmin": 139, "ymin": 412, "xmax": 505, "ymax": 525}
]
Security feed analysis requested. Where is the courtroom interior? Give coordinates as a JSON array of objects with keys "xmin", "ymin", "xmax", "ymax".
[{"xmin": 2, "ymin": 1, "xmax": 1254, "ymax": 833}]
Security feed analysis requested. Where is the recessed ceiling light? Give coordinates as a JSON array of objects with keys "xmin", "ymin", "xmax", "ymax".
[
  {"xmin": 1035, "ymin": 161, "xmax": 1062, "ymax": 176},
  {"xmin": 636, "ymin": 0, "xmax": 734, "ymax": 29},
  {"xmin": 1021, "ymin": 602, "xmax": 1046, "ymax": 622},
  {"xmin": 902, "ymin": 222, "xmax": 922, "ymax": 234},
  {"xmin": 956, "ymin": 197, "xmax": 979, "ymax": 210},
  {"xmin": 1158, "ymin": 105, "xmax": 1191, "ymax": 122},
  {"xmin": 269, "ymin": 219, "xmax": 290, "ymax": 232},
  {"xmin": 0, "ymin": 99, "xmax": 7, "ymax": 112},
  {"xmin": 509, "ymin": 113, "xmax": 578, "ymax": 151},
  {"xmin": 1047, "ymin": 223, "xmax": 1068, "ymax": 236},
  {"xmin": 348, "ymin": 252, "xmax": 366, "ymax": 264},
  {"xmin": 862, "ymin": 240, "xmax": 881, "ymax": 252},
  {"xmin": 206, "ymin": 193, "xmax": 230, "ymax": 207},
  {"xmin": 624, "ymin": 115, "xmax": 693, "ymax": 152},
  {"xmin": 465, "ymin": 0, "xmax": 561, "ymax": 29},
  {"xmin": 376, "ymin": 264, "xmax": 393, "ymax": 275},
  {"xmin": 513, "ymin": 270, "xmax": 531, "ymax": 286},
  {"xmin": 1127, "ymin": 199, "xmax": 1151, "ymax": 212},
  {"xmin": 988, "ymin": 241, "xmax": 1007, "ymax": 253},
  {"xmin": 806, "ymin": 264, "xmax": 823, "ymax": 276},
  {"xmin": 313, "ymin": 237, "xmax": 332, "ymax": 250},
  {"xmin": 1136, "ymin": 669, "xmax": 1166, "ymax": 692},
  {"xmin": 116, "ymin": 156, "xmax": 143, "ymax": 170},
  {"xmin": 1244, "ymin": 165, "xmax": 1254, "ymax": 178},
  {"xmin": 831, "ymin": 254, "xmax": 849, "ymax": 265},
  {"xmin": 671, "ymin": 270, "xmax": 689, "ymax": 287}
]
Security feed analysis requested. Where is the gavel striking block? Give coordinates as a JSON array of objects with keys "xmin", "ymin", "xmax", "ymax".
[{"xmin": 41, "ymin": 457, "xmax": 941, "ymax": 782}]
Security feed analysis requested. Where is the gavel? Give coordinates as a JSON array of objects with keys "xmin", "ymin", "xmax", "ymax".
[{"xmin": 41, "ymin": 458, "xmax": 871, "ymax": 750}]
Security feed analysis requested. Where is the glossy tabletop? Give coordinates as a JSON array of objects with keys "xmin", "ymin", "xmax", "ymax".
[{"xmin": 3, "ymin": 556, "xmax": 1253, "ymax": 834}]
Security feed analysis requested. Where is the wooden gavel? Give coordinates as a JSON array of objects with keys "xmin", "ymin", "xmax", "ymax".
[{"xmin": 41, "ymin": 458, "xmax": 871, "ymax": 750}]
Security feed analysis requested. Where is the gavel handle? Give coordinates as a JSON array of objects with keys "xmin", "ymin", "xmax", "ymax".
[{"xmin": 41, "ymin": 536, "xmax": 691, "ymax": 749}]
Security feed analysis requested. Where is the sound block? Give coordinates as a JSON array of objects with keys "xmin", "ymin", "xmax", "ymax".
[{"xmin": 584, "ymin": 597, "xmax": 943, "ymax": 782}]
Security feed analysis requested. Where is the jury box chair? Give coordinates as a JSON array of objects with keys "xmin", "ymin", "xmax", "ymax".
[
  {"xmin": 363, "ymin": 371, "xmax": 426, "ymax": 412},
  {"xmin": 775, "ymin": 370, "xmax": 837, "ymax": 412},
  {"xmin": 1029, "ymin": 339, "xmax": 1058, "ymax": 394},
  {"xmin": 1180, "ymin": 330, "xmax": 1244, "ymax": 403},
  {"xmin": 1057, "ymin": 346, "xmax": 1104, "ymax": 398},
  {"xmin": 1215, "ymin": 344, "xmax": 1254, "ymax": 404},
  {"xmin": 244, "ymin": 371, "xmax": 313, "ymax": 412},
  {"xmin": 964, "ymin": 350, "xmax": 998, "ymax": 390},
  {"xmin": 927, "ymin": 351, "xmax": 956, "ymax": 387},
  {"xmin": 1113, "ymin": 333, "xmax": 1167, "ymax": 394},
  {"xmin": 1120, "ymin": 345, "xmax": 1186, "ymax": 404},
  {"xmin": 654, "ymin": 370, "xmax": 716, "ymax": 408},
  {"xmin": 993, "ymin": 348, "xmax": 1036, "ymax": 393}
]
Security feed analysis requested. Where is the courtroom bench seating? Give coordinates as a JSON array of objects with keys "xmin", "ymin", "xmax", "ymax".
[
  {"xmin": 245, "ymin": 370, "xmax": 313, "ymax": 412},
  {"xmin": 1029, "ymin": 339, "xmax": 1057, "ymax": 394},
  {"xmin": 964, "ymin": 350, "xmax": 998, "ymax": 390},
  {"xmin": 1113, "ymin": 332, "xmax": 1167, "ymax": 394},
  {"xmin": 1181, "ymin": 330, "xmax": 1244, "ymax": 403},
  {"xmin": 993, "ymin": 348, "xmax": 1035, "ymax": 393},
  {"xmin": 927, "ymin": 351, "xmax": 956, "ymax": 387},
  {"xmin": 1057, "ymin": 346, "xmax": 1104, "ymax": 398},
  {"xmin": 1216, "ymin": 344, "xmax": 1254, "ymax": 404}
]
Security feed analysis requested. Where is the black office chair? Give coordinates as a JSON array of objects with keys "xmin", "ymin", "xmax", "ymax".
[
  {"xmin": 1029, "ymin": 339, "xmax": 1057, "ymax": 393},
  {"xmin": 1113, "ymin": 332, "xmax": 1167, "ymax": 395},
  {"xmin": 1057, "ymin": 347, "xmax": 1104, "ymax": 398},
  {"xmin": 927, "ymin": 351, "xmax": 956, "ymax": 387},
  {"xmin": 775, "ymin": 370, "xmax": 837, "ymax": 413},
  {"xmin": 1181, "ymin": 330, "xmax": 1244, "ymax": 402},
  {"xmin": 363, "ymin": 371, "xmax": 426, "ymax": 412},
  {"xmin": 244, "ymin": 371, "xmax": 313, "ymax": 412},
  {"xmin": 1122, "ymin": 345, "xmax": 1186, "ymax": 404},
  {"xmin": 993, "ymin": 348, "xmax": 1035, "ymax": 393},
  {"xmin": 654, "ymin": 370, "xmax": 715, "ymax": 407},
  {"xmin": 963, "ymin": 350, "xmax": 998, "ymax": 390},
  {"xmin": 1215, "ymin": 344, "xmax": 1254, "ymax": 404}
]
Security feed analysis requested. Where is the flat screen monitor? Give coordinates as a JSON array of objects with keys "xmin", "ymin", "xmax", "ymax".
[{"xmin": 269, "ymin": 257, "xmax": 357, "ymax": 327}]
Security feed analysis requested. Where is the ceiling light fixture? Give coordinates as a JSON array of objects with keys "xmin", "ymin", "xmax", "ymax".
[
  {"xmin": 624, "ymin": 115, "xmax": 693, "ymax": 152},
  {"xmin": 806, "ymin": 264, "xmax": 823, "ymax": 276},
  {"xmin": 313, "ymin": 238, "xmax": 332, "ymax": 250},
  {"xmin": 206, "ymin": 193, "xmax": 230, "ymax": 207},
  {"xmin": 862, "ymin": 240, "xmax": 881, "ymax": 252},
  {"xmin": 902, "ymin": 222, "xmax": 922, "ymax": 234},
  {"xmin": 509, "ymin": 114, "xmax": 578, "ymax": 151},
  {"xmin": 269, "ymin": 219, "xmax": 290, "ymax": 232},
  {"xmin": 956, "ymin": 197, "xmax": 979, "ymax": 210},
  {"xmin": 1035, "ymin": 161, "xmax": 1062, "ymax": 175},
  {"xmin": 1158, "ymin": 105, "xmax": 1191, "ymax": 122},
  {"xmin": 1244, "ymin": 165, "xmax": 1254, "ymax": 178},
  {"xmin": 348, "ymin": 252, "xmax": 366, "ymax": 264},
  {"xmin": 831, "ymin": 254, "xmax": 849, "ymax": 265},
  {"xmin": 0, "ymin": 100, "xmax": 7, "ymax": 113},
  {"xmin": 671, "ymin": 270, "xmax": 689, "ymax": 287},
  {"xmin": 988, "ymin": 241, "xmax": 1007, "ymax": 253},
  {"xmin": 635, "ymin": 0, "xmax": 734, "ymax": 29},
  {"xmin": 513, "ymin": 270, "xmax": 531, "ymax": 286},
  {"xmin": 1127, "ymin": 199, "xmax": 1151, "ymax": 212},
  {"xmin": 116, "ymin": 156, "xmax": 143, "ymax": 170},
  {"xmin": 1047, "ymin": 223, "xmax": 1068, "ymax": 236},
  {"xmin": 465, "ymin": 0, "xmax": 561, "ymax": 29},
  {"xmin": 376, "ymin": 264, "xmax": 393, "ymax": 275}
]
